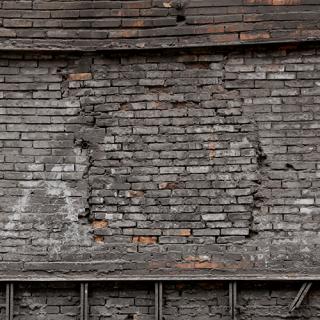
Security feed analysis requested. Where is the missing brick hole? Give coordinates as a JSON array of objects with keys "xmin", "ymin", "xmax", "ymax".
[
  {"xmin": 74, "ymin": 138, "xmax": 90, "ymax": 150},
  {"xmin": 185, "ymin": 62, "xmax": 210, "ymax": 69},
  {"xmin": 176, "ymin": 14, "xmax": 186, "ymax": 23},
  {"xmin": 248, "ymin": 229, "xmax": 259, "ymax": 238},
  {"xmin": 257, "ymin": 144, "xmax": 268, "ymax": 166},
  {"xmin": 285, "ymin": 163, "xmax": 295, "ymax": 170},
  {"xmin": 78, "ymin": 208, "xmax": 94, "ymax": 224}
]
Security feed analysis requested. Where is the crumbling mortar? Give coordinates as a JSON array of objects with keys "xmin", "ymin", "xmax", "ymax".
[{"xmin": 249, "ymin": 118, "xmax": 270, "ymax": 237}]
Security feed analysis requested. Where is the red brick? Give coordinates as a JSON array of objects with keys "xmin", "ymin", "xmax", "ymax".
[
  {"xmin": 133, "ymin": 236, "xmax": 157, "ymax": 245},
  {"xmin": 68, "ymin": 73, "xmax": 92, "ymax": 81},
  {"xmin": 272, "ymin": 0, "xmax": 300, "ymax": 5},
  {"xmin": 126, "ymin": 190, "xmax": 145, "ymax": 197},
  {"xmin": 240, "ymin": 31, "xmax": 270, "ymax": 41},
  {"xmin": 159, "ymin": 182, "xmax": 177, "ymax": 190},
  {"xmin": 208, "ymin": 142, "xmax": 216, "ymax": 159},
  {"xmin": 94, "ymin": 235, "xmax": 104, "ymax": 244},
  {"xmin": 179, "ymin": 229, "xmax": 191, "ymax": 236},
  {"xmin": 91, "ymin": 220, "xmax": 108, "ymax": 229}
]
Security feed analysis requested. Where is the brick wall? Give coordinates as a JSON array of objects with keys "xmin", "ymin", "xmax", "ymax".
[
  {"xmin": 1, "ymin": 281, "xmax": 320, "ymax": 319},
  {"xmin": 13, "ymin": 283, "xmax": 79, "ymax": 320},
  {"xmin": 0, "ymin": 1, "xmax": 320, "ymax": 50},
  {"xmin": 0, "ymin": 43, "xmax": 320, "ymax": 277}
]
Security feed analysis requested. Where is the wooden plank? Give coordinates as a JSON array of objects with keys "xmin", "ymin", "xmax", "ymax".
[{"xmin": 289, "ymin": 282, "xmax": 312, "ymax": 312}]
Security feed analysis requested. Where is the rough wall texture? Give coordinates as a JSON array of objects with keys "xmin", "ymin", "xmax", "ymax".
[
  {"xmin": 0, "ymin": 43, "xmax": 320, "ymax": 277},
  {"xmin": 1, "ymin": 0, "xmax": 320, "ymax": 50},
  {"xmin": 1, "ymin": 281, "xmax": 320, "ymax": 319}
]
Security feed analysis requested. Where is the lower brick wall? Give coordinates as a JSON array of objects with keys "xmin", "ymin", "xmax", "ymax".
[
  {"xmin": 0, "ymin": 281, "xmax": 319, "ymax": 319},
  {"xmin": 0, "ymin": 287, "xmax": 5, "ymax": 319},
  {"xmin": 90, "ymin": 282, "xmax": 154, "ymax": 320},
  {"xmin": 164, "ymin": 282, "xmax": 229, "ymax": 320},
  {"xmin": 13, "ymin": 283, "xmax": 79, "ymax": 320}
]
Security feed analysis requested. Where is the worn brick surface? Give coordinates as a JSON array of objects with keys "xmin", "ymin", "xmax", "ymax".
[
  {"xmin": 13, "ymin": 283, "xmax": 79, "ymax": 320},
  {"xmin": 0, "ymin": 44, "xmax": 320, "ymax": 277},
  {"xmin": 3, "ymin": 282, "xmax": 320, "ymax": 319},
  {"xmin": 0, "ymin": 1, "xmax": 319, "ymax": 50}
]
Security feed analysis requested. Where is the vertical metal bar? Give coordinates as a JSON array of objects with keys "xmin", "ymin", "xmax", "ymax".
[
  {"xmin": 229, "ymin": 281, "xmax": 237, "ymax": 320},
  {"xmin": 84, "ymin": 283, "xmax": 89, "ymax": 320},
  {"xmin": 5, "ymin": 284, "xmax": 10, "ymax": 320},
  {"xmin": 80, "ymin": 283, "xmax": 84, "ymax": 320},
  {"xmin": 155, "ymin": 282, "xmax": 159, "ymax": 320},
  {"xmin": 229, "ymin": 282, "xmax": 233, "ymax": 317},
  {"xmin": 9, "ymin": 283, "xmax": 13, "ymax": 320},
  {"xmin": 233, "ymin": 281, "xmax": 237, "ymax": 320},
  {"xmin": 5, "ymin": 283, "xmax": 13, "ymax": 320},
  {"xmin": 158, "ymin": 282, "xmax": 163, "ymax": 320}
]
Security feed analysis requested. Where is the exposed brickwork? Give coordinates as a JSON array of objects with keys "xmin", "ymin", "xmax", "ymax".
[
  {"xmin": 90, "ymin": 282, "xmax": 155, "ymax": 319},
  {"xmin": 2, "ymin": 281, "xmax": 320, "ymax": 319},
  {"xmin": 0, "ymin": 1, "xmax": 320, "ymax": 50},
  {"xmin": 0, "ymin": 44, "xmax": 320, "ymax": 277},
  {"xmin": 13, "ymin": 283, "xmax": 79, "ymax": 320},
  {"xmin": 0, "ymin": 287, "xmax": 5, "ymax": 318}
]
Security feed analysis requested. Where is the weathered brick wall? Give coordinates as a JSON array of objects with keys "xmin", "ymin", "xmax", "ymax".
[
  {"xmin": 0, "ymin": 43, "xmax": 320, "ymax": 277},
  {"xmin": 13, "ymin": 283, "xmax": 79, "ymax": 320},
  {"xmin": 0, "ymin": 286, "xmax": 5, "ymax": 318},
  {"xmin": 1, "ymin": 0, "xmax": 320, "ymax": 50},
  {"xmin": 2, "ymin": 281, "xmax": 320, "ymax": 319}
]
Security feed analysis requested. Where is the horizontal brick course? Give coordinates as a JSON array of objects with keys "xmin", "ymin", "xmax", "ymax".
[{"xmin": 0, "ymin": 1, "xmax": 318, "ymax": 50}]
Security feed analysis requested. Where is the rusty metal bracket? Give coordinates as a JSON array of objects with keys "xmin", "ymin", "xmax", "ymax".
[
  {"xmin": 289, "ymin": 282, "xmax": 312, "ymax": 313},
  {"xmin": 6, "ymin": 283, "xmax": 13, "ymax": 320},
  {"xmin": 229, "ymin": 281, "xmax": 237, "ymax": 320},
  {"xmin": 80, "ymin": 282, "xmax": 89, "ymax": 320},
  {"xmin": 155, "ymin": 282, "xmax": 163, "ymax": 320}
]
